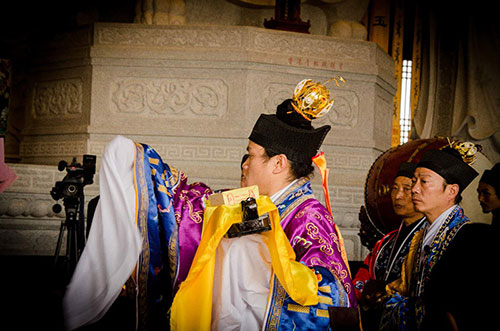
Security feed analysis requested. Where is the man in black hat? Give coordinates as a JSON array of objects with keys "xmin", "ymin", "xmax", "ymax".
[
  {"xmin": 212, "ymin": 79, "xmax": 357, "ymax": 330},
  {"xmin": 354, "ymin": 163, "xmax": 426, "ymax": 292},
  {"xmin": 353, "ymin": 162, "xmax": 426, "ymax": 330},
  {"xmin": 477, "ymin": 163, "xmax": 500, "ymax": 226},
  {"xmin": 420, "ymin": 164, "xmax": 500, "ymax": 331},
  {"xmin": 378, "ymin": 143, "xmax": 479, "ymax": 330}
]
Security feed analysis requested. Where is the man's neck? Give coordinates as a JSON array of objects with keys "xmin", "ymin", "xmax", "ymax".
[
  {"xmin": 402, "ymin": 213, "xmax": 425, "ymax": 226},
  {"xmin": 425, "ymin": 203, "xmax": 456, "ymax": 223},
  {"xmin": 269, "ymin": 178, "xmax": 299, "ymax": 202}
]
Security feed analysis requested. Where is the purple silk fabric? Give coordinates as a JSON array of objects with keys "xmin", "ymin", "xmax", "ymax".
[
  {"xmin": 281, "ymin": 198, "xmax": 357, "ymax": 308},
  {"xmin": 171, "ymin": 172, "xmax": 212, "ymax": 292}
]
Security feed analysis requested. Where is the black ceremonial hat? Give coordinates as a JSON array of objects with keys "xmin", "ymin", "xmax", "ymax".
[
  {"xmin": 416, "ymin": 144, "xmax": 479, "ymax": 193},
  {"xmin": 479, "ymin": 163, "xmax": 500, "ymax": 193},
  {"xmin": 249, "ymin": 78, "xmax": 339, "ymax": 164},
  {"xmin": 395, "ymin": 162, "xmax": 417, "ymax": 179}
]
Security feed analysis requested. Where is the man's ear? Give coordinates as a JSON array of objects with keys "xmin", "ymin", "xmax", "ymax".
[
  {"xmin": 271, "ymin": 154, "xmax": 289, "ymax": 174},
  {"xmin": 447, "ymin": 183, "xmax": 460, "ymax": 203}
]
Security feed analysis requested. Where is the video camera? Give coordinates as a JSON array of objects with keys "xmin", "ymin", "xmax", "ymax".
[
  {"xmin": 51, "ymin": 154, "xmax": 96, "ymax": 282},
  {"xmin": 50, "ymin": 155, "xmax": 96, "ymax": 205}
]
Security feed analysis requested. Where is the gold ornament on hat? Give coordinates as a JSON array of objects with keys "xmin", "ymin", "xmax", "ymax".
[
  {"xmin": 291, "ymin": 76, "xmax": 345, "ymax": 121},
  {"xmin": 445, "ymin": 138, "xmax": 482, "ymax": 165}
]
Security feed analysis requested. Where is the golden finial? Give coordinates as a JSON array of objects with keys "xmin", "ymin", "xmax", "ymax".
[
  {"xmin": 291, "ymin": 76, "xmax": 345, "ymax": 121},
  {"xmin": 445, "ymin": 138, "xmax": 482, "ymax": 165}
]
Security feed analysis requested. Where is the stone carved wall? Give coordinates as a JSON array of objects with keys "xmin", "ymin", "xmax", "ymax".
[
  {"xmin": 111, "ymin": 78, "xmax": 228, "ymax": 118},
  {"xmin": 96, "ymin": 25, "xmax": 243, "ymax": 48},
  {"xmin": 20, "ymin": 140, "xmax": 88, "ymax": 165},
  {"xmin": 3, "ymin": 23, "xmax": 396, "ymax": 260},
  {"xmin": 33, "ymin": 79, "xmax": 83, "ymax": 118},
  {"xmin": 252, "ymin": 30, "xmax": 372, "ymax": 61}
]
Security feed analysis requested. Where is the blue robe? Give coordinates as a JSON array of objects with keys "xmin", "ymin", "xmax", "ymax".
[{"xmin": 380, "ymin": 205, "xmax": 470, "ymax": 330}]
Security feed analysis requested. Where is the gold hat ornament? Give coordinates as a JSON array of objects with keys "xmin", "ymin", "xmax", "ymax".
[
  {"xmin": 291, "ymin": 76, "xmax": 345, "ymax": 121},
  {"xmin": 445, "ymin": 138, "xmax": 482, "ymax": 165}
]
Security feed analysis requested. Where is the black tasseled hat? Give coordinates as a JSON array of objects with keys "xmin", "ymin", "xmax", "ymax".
[
  {"xmin": 479, "ymin": 163, "xmax": 500, "ymax": 193},
  {"xmin": 249, "ymin": 99, "xmax": 331, "ymax": 164},
  {"xmin": 416, "ymin": 147, "xmax": 479, "ymax": 193},
  {"xmin": 395, "ymin": 162, "xmax": 417, "ymax": 179}
]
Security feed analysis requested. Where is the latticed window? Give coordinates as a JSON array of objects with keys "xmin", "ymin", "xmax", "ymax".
[{"xmin": 399, "ymin": 60, "xmax": 412, "ymax": 144}]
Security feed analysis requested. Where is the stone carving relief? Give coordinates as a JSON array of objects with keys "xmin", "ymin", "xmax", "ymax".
[
  {"xmin": 263, "ymin": 83, "xmax": 358, "ymax": 128},
  {"xmin": 253, "ymin": 31, "xmax": 370, "ymax": 61},
  {"xmin": 111, "ymin": 78, "xmax": 228, "ymax": 118},
  {"xmin": 20, "ymin": 141, "xmax": 87, "ymax": 158},
  {"xmin": 96, "ymin": 26, "xmax": 242, "ymax": 48},
  {"xmin": 32, "ymin": 79, "xmax": 83, "ymax": 118},
  {"xmin": 152, "ymin": 144, "xmax": 243, "ymax": 162},
  {"xmin": 316, "ymin": 90, "xmax": 359, "ymax": 128}
]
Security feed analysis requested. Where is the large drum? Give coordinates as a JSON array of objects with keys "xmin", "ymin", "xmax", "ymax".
[{"xmin": 359, "ymin": 138, "xmax": 492, "ymax": 250}]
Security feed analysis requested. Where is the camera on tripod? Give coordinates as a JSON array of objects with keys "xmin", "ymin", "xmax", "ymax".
[{"xmin": 51, "ymin": 154, "xmax": 96, "ymax": 282}]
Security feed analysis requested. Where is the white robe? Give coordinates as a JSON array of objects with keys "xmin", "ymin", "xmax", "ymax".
[
  {"xmin": 63, "ymin": 135, "xmax": 141, "ymax": 330},
  {"xmin": 210, "ymin": 180, "xmax": 300, "ymax": 330}
]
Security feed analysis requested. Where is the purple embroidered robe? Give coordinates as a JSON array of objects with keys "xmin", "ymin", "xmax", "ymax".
[{"xmin": 275, "ymin": 179, "xmax": 356, "ymax": 307}]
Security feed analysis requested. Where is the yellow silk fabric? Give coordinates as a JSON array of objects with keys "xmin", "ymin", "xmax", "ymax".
[
  {"xmin": 170, "ymin": 195, "xmax": 319, "ymax": 331},
  {"xmin": 386, "ymin": 228, "xmax": 425, "ymax": 297},
  {"xmin": 312, "ymin": 152, "xmax": 351, "ymax": 276},
  {"xmin": 312, "ymin": 152, "xmax": 331, "ymax": 215}
]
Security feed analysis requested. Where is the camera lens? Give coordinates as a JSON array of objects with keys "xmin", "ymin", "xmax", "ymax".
[{"xmin": 65, "ymin": 184, "xmax": 78, "ymax": 196}]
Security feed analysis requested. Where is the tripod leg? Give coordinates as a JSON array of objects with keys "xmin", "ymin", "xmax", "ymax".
[
  {"xmin": 54, "ymin": 220, "xmax": 67, "ymax": 267},
  {"xmin": 66, "ymin": 220, "xmax": 78, "ymax": 282}
]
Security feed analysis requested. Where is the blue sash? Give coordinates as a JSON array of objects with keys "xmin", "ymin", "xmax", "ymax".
[{"xmin": 134, "ymin": 143, "xmax": 179, "ymax": 328}]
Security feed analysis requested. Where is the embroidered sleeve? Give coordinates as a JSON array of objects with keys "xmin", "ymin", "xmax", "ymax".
[{"xmin": 284, "ymin": 203, "xmax": 353, "ymax": 304}]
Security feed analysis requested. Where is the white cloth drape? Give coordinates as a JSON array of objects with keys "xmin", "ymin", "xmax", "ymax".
[
  {"xmin": 63, "ymin": 135, "xmax": 141, "ymax": 331},
  {"xmin": 211, "ymin": 234, "xmax": 272, "ymax": 331}
]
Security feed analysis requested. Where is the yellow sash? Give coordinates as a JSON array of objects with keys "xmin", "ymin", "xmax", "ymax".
[
  {"xmin": 170, "ymin": 195, "xmax": 319, "ymax": 330},
  {"xmin": 386, "ymin": 229, "xmax": 425, "ymax": 297}
]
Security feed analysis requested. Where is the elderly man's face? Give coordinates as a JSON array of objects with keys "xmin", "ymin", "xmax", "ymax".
[
  {"xmin": 411, "ymin": 167, "xmax": 455, "ymax": 219},
  {"xmin": 477, "ymin": 182, "xmax": 500, "ymax": 213},
  {"xmin": 391, "ymin": 176, "xmax": 420, "ymax": 218},
  {"xmin": 241, "ymin": 141, "xmax": 275, "ymax": 196}
]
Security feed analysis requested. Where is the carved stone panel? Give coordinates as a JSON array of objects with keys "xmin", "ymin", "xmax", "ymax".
[
  {"xmin": 110, "ymin": 78, "xmax": 228, "ymax": 118},
  {"xmin": 95, "ymin": 25, "xmax": 243, "ymax": 48},
  {"xmin": 32, "ymin": 79, "xmax": 83, "ymax": 118}
]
